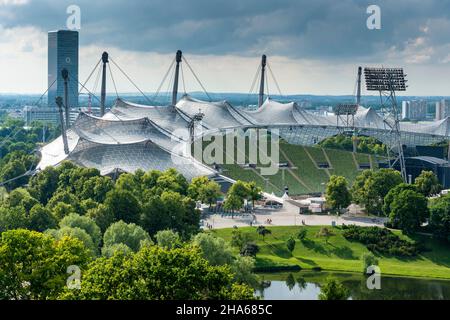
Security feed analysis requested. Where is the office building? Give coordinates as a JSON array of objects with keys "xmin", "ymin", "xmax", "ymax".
[
  {"xmin": 48, "ymin": 30, "xmax": 79, "ymax": 110},
  {"xmin": 401, "ymin": 100, "xmax": 427, "ymax": 120}
]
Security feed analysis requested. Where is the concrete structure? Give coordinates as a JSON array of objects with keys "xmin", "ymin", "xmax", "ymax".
[
  {"xmin": 402, "ymin": 100, "xmax": 427, "ymax": 120},
  {"xmin": 48, "ymin": 30, "xmax": 79, "ymax": 110},
  {"xmin": 435, "ymin": 99, "xmax": 450, "ymax": 121}
]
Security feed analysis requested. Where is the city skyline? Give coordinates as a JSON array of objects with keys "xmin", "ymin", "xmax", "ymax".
[{"xmin": 1, "ymin": 0, "xmax": 450, "ymax": 96}]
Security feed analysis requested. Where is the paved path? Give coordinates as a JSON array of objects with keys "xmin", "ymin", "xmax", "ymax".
[{"xmin": 202, "ymin": 206, "xmax": 386, "ymax": 230}]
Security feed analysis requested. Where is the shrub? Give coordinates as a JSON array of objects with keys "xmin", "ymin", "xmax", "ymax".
[
  {"xmin": 297, "ymin": 228, "xmax": 307, "ymax": 241},
  {"xmin": 343, "ymin": 225, "xmax": 419, "ymax": 257},
  {"xmin": 240, "ymin": 243, "xmax": 259, "ymax": 257},
  {"xmin": 361, "ymin": 252, "xmax": 379, "ymax": 274}
]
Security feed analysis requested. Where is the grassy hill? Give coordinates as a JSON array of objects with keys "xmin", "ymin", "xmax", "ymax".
[
  {"xmin": 196, "ymin": 134, "xmax": 383, "ymax": 195},
  {"xmin": 211, "ymin": 226, "xmax": 450, "ymax": 280}
]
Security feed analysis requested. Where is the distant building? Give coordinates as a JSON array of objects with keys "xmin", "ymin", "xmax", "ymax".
[
  {"xmin": 48, "ymin": 30, "xmax": 79, "ymax": 110},
  {"xmin": 401, "ymin": 100, "xmax": 427, "ymax": 120},
  {"xmin": 23, "ymin": 106, "xmax": 79, "ymax": 126},
  {"xmin": 435, "ymin": 99, "xmax": 450, "ymax": 120},
  {"xmin": 23, "ymin": 106, "xmax": 59, "ymax": 125}
]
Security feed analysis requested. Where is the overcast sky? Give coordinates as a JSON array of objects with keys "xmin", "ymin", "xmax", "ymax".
[{"xmin": 1, "ymin": 0, "xmax": 450, "ymax": 95}]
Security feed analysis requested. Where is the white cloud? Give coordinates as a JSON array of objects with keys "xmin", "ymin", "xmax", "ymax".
[{"xmin": 0, "ymin": 0, "xmax": 29, "ymax": 6}]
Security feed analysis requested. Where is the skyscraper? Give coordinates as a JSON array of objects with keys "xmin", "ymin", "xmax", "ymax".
[{"xmin": 48, "ymin": 30, "xmax": 79, "ymax": 111}]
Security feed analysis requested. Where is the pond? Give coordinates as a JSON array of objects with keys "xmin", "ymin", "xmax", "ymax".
[{"xmin": 256, "ymin": 271, "xmax": 450, "ymax": 300}]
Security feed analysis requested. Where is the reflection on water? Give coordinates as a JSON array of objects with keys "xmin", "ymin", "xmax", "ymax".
[{"xmin": 256, "ymin": 272, "xmax": 450, "ymax": 300}]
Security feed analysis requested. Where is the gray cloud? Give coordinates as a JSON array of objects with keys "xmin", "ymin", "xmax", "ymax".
[{"xmin": 1, "ymin": 0, "xmax": 450, "ymax": 62}]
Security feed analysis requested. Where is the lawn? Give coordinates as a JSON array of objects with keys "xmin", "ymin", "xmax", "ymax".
[{"xmin": 211, "ymin": 226, "xmax": 450, "ymax": 280}]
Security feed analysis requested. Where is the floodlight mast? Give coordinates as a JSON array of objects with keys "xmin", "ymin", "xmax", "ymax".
[
  {"xmin": 356, "ymin": 66, "xmax": 362, "ymax": 105},
  {"xmin": 364, "ymin": 67, "xmax": 408, "ymax": 181},
  {"xmin": 334, "ymin": 104, "xmax": 357, "ymax": 134},
  {"xmin": 188, "ymin": 110, "xmax": 205, "ymax": 145}
]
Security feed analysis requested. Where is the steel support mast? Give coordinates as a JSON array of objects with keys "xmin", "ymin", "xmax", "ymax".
[
  {"xmin": 172, "ymin": 50, "xmax": 182, "ymax": 106},
  {"xmin": 100, "ymin": 52, "xmax": 109, "ymax": 116},
  {"xmin": 258, "ymin": 54, "xmax": 267, "ymax": 108}
]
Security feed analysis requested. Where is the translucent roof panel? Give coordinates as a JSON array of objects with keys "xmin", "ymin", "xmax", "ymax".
[
  {"xmin": 73, "ymin": 112, "xmax": 182, "ymax": 152},
  {"xmin": 69, "ymin": 139, "xmax": 214, "ymax": 179},
  {"xmin": 176, "ymin": 95, "xmax": 247, "ymax": 129}
]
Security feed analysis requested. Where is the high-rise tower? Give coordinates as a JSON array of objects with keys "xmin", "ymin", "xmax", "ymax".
[{"xmin": 48, "ymin": 30, "xmax": 79, "ymax": 111}]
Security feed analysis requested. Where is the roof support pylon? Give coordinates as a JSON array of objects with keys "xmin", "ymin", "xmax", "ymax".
[
  {"xmin": 55, "ymin": 96, "xmax": 69, "ymax": 155},
  {"xmin": 258, "ymin": 54, "xmax": 267, "ymax": 108},
  {"xmin": 100, "ymin": 52, "xmax": 109, "ymax": 116},
  {"xmin": 62, "ymin": 69, "xmax": 70, "ymax": 128},
  {"xmin": 172, "ymin": 50, "xmax": 182, "ymax": 106}
]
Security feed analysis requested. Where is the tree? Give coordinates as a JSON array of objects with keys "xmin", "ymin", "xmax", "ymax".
[
  {"xmin": 318, "ymin": 277, "xmax": 350, "ymax": 300},
  {"xmin": 192, "ymin": 233, "xmax": 259, "ymax": 287},
  {"xmin": 188, "ymin": 176, "xmax": 222, "ymax": 208},
  {"xmin": 317, "ymin": 227, "xmax": 334, "ymax": 244},
  {"xmin": 224, "ymin": 194, "xmax": 243, "ymax": 215},
  {"xmin": 325, "ymin": 175, "xmax": 351, "ymax": 212},
  {"xmin": 59, "ymin": 213, "xmax": 102, "ymax": 247},
  {"xmin": 104, "ymin": 189, "xmax": 141, "ymax": 224},
  {"xmin": 60, "ymin": 246, "xmax": 255, "ymax": 300},
  {"xmin": 389, "ymin": 189, "xmax": 429, "ymax": 234},
  {"xmin": 28, "ymin": 166, "xmax": 60, "ymax": 205},
  {"xmin": 46, "ymin": 190, "xmax": 80, "ymax": 218},
  {"xmin": 86, "ymin": 203, "xmax": 115, "ymax": 233},
  {"xmin": 101, "ymin": 243, "xmax": 133, "ymax": 258},
  {"xmin": 286, "ymin": 236, "xmax": 296, "ymax": 253},
  {"xmin": 256, "ymin": 226, "xmax": 271, "ymax": 240},
  {"xmin": 246, "ymin": 181, "xmax": 262, "ymax": 209},
  {"xmin": 351, "ymin": 169, "xmax": 403, "ymax": 215},
  {"xmin": 46, "ymin": 226, "xmax": 97, "ymax": 256},
  {"xmin": 140, "ymin": 191, "xmax": 200, "ymax": 238},
  {"xmin": 383, "ymin": 183, "xmax": 417, "ymax": 216},
  {"xmin": 29, "ymin": 204, "xmax": 57, "ymax": 232},
  {"xmin": 0, "ymin": 229, "xmax": 91, "ymax": 300},
  {"xmin": 0, "ymin": 158, "xmax": 27, "ymax": 191},
  {"xmin": 77, "ymin": 175, "xmax": 114, "ymax": 203},
  {"xmin": 428, "ymin": 195, "xmax": 450, "ymax": 242},
  {"xmin": 0, "ymin": 205, "xmax": 28, "ymax": 232},
  {"xmin": 192, "ymin": 233, "xmax": 235, "ymax": 266},
  {"xmin": 103, "ymin": 220, "xmax": 151, "ymax": 253},
  {"xmin": 155, "ymin": 229, "xmax": 181, "ymax": 249},
  {"xmin": 240, "ymin": 243, "xmax": 259, "ymax": 257},
  {"xmin": 5, "ymin": 187, "xmax": 38, "ymax": 212},
  {"xmin": 231, "ymin": 229, "xmax": 251, "ymax": 250},
  {"xmin": 415, "ymin": 170, "xmax": 442, "ymax": 197}
]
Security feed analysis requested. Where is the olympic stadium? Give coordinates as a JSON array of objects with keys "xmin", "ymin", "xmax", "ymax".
[{"xmin": 37, "ymin": 52, "xmax": 450, "ymax": 195}]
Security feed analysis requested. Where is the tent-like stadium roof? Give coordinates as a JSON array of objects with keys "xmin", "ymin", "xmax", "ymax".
[{"xmin": 38, "ymin": 94, "xmax": 450, "ymax": 178}]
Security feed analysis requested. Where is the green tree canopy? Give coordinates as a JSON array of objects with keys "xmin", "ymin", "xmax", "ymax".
[
  {"xmin": 318, "ymin": 277, "xmax": 350, "ymax": 300},
  {"xmin": 325, "ymin": 175, "xmax": 352, "ymax": 211},
  {"xmin": 0, "ymin": 229, "xmax": 91, "ymax": 300},
  {"xmin": 429, "ymin": 195, "xmax": 450, "ymax": 242},
  {"xmin": 59, "ymin": 213, "xmax": 102, "ymax": 247},
  {"xmin": 103, "ymin": 220, "xmax": 151, "ymax": 253},
  {"xmin": 389, "ymin": 189, "xmax": 429, "ymax": 234},
  {"xmin": 351, "ymin": 169, "xmax": 403, "ymax": 215},
  {"xmin": 60, "ymin": 246, "xmax": 254, "ymax": 300},
  {"xmin": 414, "ymin": 170, "xmax": 442, "ymax": 197},
  {"xmin": 155, "ymin": 229, "xmax": 181, "ymax": 249}
]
